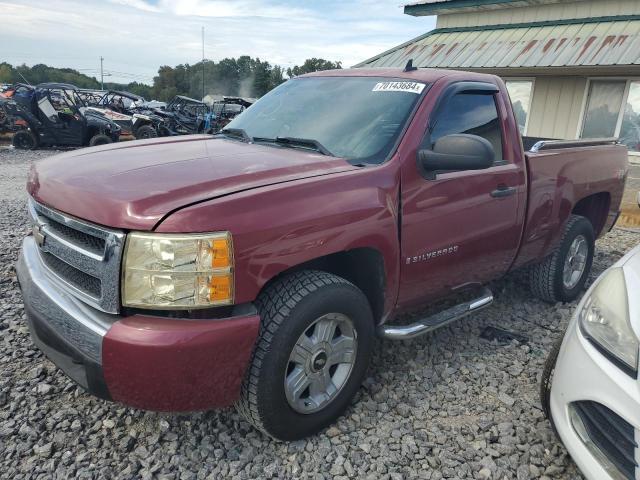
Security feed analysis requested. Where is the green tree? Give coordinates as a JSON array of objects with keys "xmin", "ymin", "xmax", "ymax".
[
  {"xmin": 1, "ymin": 55, "xmax": 331, "ymax": 104},
  {"xmin": 118, "ymin": 82, "xmax": 153, "ymax": 99},
  {"xmin": 270, "ymin": 65, "xmax": 286, "ymax": 90},
  {"xmin": 0, "ymin": 63, "xmax": 13, "ymax": 83},
  {"xmin": 286, "ymin": 58, "xmax": 342, "ymax": 78}
]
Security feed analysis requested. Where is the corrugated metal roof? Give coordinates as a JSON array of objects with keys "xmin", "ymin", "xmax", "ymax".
[
  {"xmin": 357, "ymin": 18, "xmax": 640, "ymax": 69},
  {"xmin": 404, "ymin": 0, "xmax": 565, "ymax": 16}
]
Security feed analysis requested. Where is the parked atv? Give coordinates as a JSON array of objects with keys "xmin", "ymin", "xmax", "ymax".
[
  {"xmin": 86, "ymin": 90, "xmax": 165, "ymax": 139},
  {"xmin": 0, "ymin": 101, "xmax": 10, "ymax": 134},
  {"xmin": 7, "ymin": 83, "xmax": 120, "ymax": 149},
  {"xmin": 77, "ymin": 89, "xmax": 107, "ymax": 107},
  {"xmin": 210, "ymin": 96, "xmax": 253, "ymax": 133},
  {"xmin": 153, "ymin": 95, "xmax": 214, "ymax": 136}
]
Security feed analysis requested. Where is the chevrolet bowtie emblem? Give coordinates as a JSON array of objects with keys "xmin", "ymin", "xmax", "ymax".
[{"xmin": 32, "ymin": 223, "xmax": 46, "ymax": 247}]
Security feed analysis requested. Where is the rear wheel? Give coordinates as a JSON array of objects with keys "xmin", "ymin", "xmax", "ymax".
[
  {"xmin": 135, "ymin": 125, "xmax": 157, "ymax": 140},
  {"xmin": 89, "ymin": 134, "xmax": 112, "ymax": 147},
  {"xmin": 529, "ymin": 215, "xmax": 595, "ymax": 303},
  {"xmin": 12, "ymin": 130, "xmax": 38, "ymax": 150},
  {"xmin": 236, "ymin": 270, "xmax": 374, "ymax": 440}
]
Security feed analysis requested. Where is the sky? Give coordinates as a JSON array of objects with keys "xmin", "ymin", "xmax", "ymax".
[{"xmin": 0, "ymin": 0, "xmax": 435, "ymax": 85}]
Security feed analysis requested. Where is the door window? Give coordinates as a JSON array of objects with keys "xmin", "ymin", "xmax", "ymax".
[
  {"xmin": 37, "ymin": 97, "xmax": 59, "ymax": 122},
  {"xmin": 431, "ymin": 92, "xmax": 503, "ymax": 161}
]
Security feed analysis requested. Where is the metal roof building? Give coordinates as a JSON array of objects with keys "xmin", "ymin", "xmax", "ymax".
[{"xmin": 356, "ymin": 0, "xmax": 640, "ymax": 160}]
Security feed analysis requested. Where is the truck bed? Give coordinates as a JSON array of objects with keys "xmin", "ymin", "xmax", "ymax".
[{"xmin": 513, "ymin": 139, "xmax": 628, "ymax": 269}]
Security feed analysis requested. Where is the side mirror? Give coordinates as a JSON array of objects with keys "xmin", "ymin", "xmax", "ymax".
[{"xmin": 418, "ymin": 134, "xmax": 495, "ymax": 179}]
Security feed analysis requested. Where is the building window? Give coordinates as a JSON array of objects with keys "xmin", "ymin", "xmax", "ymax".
[
  {"xmin": 620, "ymin": 81, "xmax": 640, "ymax": 153},
  {"xmin": 505, "ymin": 80, "xmax": 533, "ymax": 135},
  {"xmin": 580, "ymin": 80, "xmax": 626, "ymax": 139}
]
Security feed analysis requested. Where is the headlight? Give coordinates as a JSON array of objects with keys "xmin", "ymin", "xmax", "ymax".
[
  {"xmin": 122, "ymin": 232, "xmax": 233, "ymax": 309},
  {"xmin": 579, "ymin": 267, "xmax": 637, "ymax": 375}
]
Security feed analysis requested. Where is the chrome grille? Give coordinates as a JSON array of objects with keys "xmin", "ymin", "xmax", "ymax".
[
  {"xmin": 40, "ymin": 252, "xmax": 102, "ymax": 298},
  {"xmin": 44, "ymin": 217, "xmax": 106, "ymax": 256},
  {"xmin": 28, "ymin": 199, "xmax": 125, "ymax": 314}
]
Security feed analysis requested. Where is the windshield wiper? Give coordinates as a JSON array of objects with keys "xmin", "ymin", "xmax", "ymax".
[
  {"xmin": 219, "ymin": 128, "xmax": 252, "ymax": 142},
  {"xmin": 253, "ymin": 136, "xmax": 334, "ymax": 156}
]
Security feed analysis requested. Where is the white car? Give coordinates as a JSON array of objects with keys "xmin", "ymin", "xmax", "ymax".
[{"xmin": 542, "ymin": 243, "xmax": 640, "ymax": 480}]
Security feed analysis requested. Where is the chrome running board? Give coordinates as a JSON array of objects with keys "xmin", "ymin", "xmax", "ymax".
[{"xmin": 378, "ymin": 287, "xmax": 493, "ymax": 340}]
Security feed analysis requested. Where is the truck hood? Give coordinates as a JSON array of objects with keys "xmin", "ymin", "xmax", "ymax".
[{"xmin": 28, "ymin": 135, "xmax": 358, "ymax": 230}]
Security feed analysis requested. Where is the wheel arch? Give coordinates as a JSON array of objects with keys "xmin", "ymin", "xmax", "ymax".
[
  {"xmin": 257, "ymin": 248, "xmax": 386, "ymax": 325},
  {"xmin": 86, "ymin": 124, "xmax": 101, "ymax": 138},
  {"xmin": 571, "ymin": 192, "xmax": 611, "ymax": 238}
]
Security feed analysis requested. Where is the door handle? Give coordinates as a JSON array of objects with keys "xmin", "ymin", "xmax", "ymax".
[{"xmin": 491, "ymin": 185, "xmax": 516, "ymax": 198}]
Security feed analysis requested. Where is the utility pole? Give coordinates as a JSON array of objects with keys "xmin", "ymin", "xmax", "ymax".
[
  {"xmin": 201, "ymin": 27, "xmax": 205, "ymax": 101},
  {"xmin": 100, "ymin": 56, "xmax": 104, "ymax": 90}
]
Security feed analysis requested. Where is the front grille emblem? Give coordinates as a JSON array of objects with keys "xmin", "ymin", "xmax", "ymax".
[{"xmin": 32, "ymin": 223, "xmax": 46, "ymax": 247}]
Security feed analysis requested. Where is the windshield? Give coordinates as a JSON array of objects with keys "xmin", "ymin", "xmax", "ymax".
[{"xmin": 226, "ymin": 76, "xmax": 427, "ymax": 163}]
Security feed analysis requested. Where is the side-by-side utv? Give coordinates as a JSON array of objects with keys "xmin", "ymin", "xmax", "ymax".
[
  {"xmin": 210, "ymin": 96, "xmax": 253, "ymax": 133},
  {"xmin": 85, "ymin": 90, "xmax": 165, "ymax": 139},
  {"xmin": 7, "ymin": 83, "xmax": 120, "ymax": 149},
  {"xmin": 152, "ymin": 95, "xmax": 214, "ymax": 136},
  {"xmin": 0, "ymin": 83, "xmax": 34, "ymax": 133}
]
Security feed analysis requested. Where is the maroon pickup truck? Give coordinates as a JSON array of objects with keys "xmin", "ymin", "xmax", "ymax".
[{"xmin": 17, "ymin": 68, "xmax": 628, "ymax": 440}]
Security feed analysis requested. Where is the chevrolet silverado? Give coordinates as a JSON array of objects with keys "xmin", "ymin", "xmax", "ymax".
[{"xmin": 17, "ymin": 67, "xmax": 628, "ymax": 440}]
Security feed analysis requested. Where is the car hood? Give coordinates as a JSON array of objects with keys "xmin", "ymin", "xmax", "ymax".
[{"xmin": 28, "ymin": 135, "xmax": 358, "ymax": 230}]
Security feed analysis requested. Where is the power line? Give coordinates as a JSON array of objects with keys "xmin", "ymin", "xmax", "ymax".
[{"xmin": 77, "ymin": 68, "xmax": 153, "ymax": 83}]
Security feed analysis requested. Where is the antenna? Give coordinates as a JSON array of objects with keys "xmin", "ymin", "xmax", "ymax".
[
  {"xmin": 17, "ymin": 71, "xmax": 32, "ymax": 85},
  {"xmin": 403, "ymin": 59, "xmax": 417, "ymax": 72},
  {"xmin": 202, "ymin": 26, "xmax": 205, "ymax": 101}
]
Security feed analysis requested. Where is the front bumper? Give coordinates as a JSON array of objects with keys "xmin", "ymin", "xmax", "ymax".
[
  {"xmin": 17, "ymin": 236, "xmax": 260, "ymax": 411},
  {"xmin": 550, "ymin": 298, "xmax": 640, "ymax": 480}
]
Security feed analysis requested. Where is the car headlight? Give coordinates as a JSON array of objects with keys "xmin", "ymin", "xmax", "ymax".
[
  {"xmin": 122, "ymin": 232, "xmax": 233, "ymax": 309},
  {"xmin": 579, "ymin": 267, "xmax": 638, "ymax": 376}
]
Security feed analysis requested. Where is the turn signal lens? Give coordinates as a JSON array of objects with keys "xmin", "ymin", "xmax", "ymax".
[
  {"xmin": 122, "ymin": 232, "xmax": 234, "ymax": 309},
  {"xmin": 210, "ymin": 238, "xmax": 231, "ymax": 268},
  {"xmin": 208, "ymin": 275, "xmax": 232, "ymax": 302}
]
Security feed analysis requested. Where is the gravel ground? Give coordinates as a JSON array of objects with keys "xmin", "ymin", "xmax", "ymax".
[{"xmin": 1, "ymin": 145, "xmax": 639, "ymax": 480}]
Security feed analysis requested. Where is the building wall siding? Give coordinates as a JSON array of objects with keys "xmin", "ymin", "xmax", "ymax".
[
  {"xmin": 436, "ymin": 0, "xmax": 640, "ymax": 28},
  {"xmin": 526, "ymin": 77, "xmax": 586, "ymax": 140}
]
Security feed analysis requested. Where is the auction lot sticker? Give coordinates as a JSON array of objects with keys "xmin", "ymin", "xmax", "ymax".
[{"xmin": 372, "ymin": 81, "xmax": 425, "ymax": 94}]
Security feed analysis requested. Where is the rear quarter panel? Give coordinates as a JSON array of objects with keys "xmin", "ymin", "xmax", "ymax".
[
  {"xmin": 513, "ymin": 144, "xmax": 628, "ymax": 269},
  {"xmin": 156, "ymin": 164, "xmax": 401, "ymax": 320}
]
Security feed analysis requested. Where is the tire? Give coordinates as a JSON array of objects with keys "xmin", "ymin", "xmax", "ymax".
[
  {"xmin": 135, "ymin": 125, "xmax": 158, "ymax": 140},
  {"xmin": 529, "ymin": 214, "xmax": 595, "ymax": 303},
  {"xmin": 236, "ymin": 270, "xmax": 374, "ymax": 441},
  {"xmin": 12, "ymin": 130, "xmax": 38, "ymax": 150},
  {"xmin": 540, "ymin": 336, "xmax": 563, "ymax": 437},
  {"xmin": 89, "ymin": 134, "xmax": 112, "ymax": 147}
]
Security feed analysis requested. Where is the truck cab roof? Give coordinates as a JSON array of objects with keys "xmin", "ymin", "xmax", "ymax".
[{"xmin": 301, "ymin": 67, "xmax": 501, "ymax": 84}]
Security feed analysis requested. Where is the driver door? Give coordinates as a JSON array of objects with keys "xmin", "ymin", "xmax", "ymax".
[{"xmin": 398, "ymin": 82, "xmax": 526, "ymax": 307}]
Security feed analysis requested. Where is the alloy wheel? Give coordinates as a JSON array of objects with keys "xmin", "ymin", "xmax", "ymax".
[
  {"xmin": 563, "ymin": 234, "xmax": 588, "ymax": 289},
  {"xmin": 284, "ymin": 313, "xmax": 357, "ymax": 414}
]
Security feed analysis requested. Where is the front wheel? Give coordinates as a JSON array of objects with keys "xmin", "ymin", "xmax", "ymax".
[
  {"xmin": 12, "ymin": 130, "xmax": 38, "ymax": 150},
  {"xmin": 529, "ymin": 215, "xmax": 595, "ymax": 303},
  {"xmin": 135, "ymin": 124, "xmax": 158, "ymax": 140},
  {"xmin": 89, "ymin": 134, "xmax": 113, "ymax": 147},
  {"xmin": 236, "ymin": 270, "xmax": 374, "ymax": 440}
]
